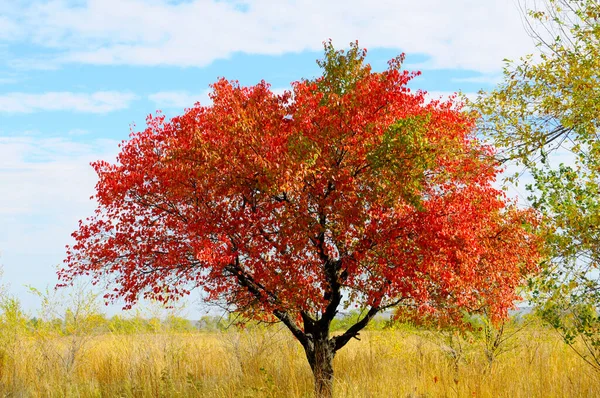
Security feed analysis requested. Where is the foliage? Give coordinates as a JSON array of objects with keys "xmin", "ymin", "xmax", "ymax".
[
  {"xmin": 478, "ymin": 0, "xmax": 600, "ymax": 163},
  {"xmin": 475, "ymin": 0, "xmax": 600, "ymax": 371},
  {"xmin": 62, "ymin": 40, "xmax": 541, "ymax": 396}
]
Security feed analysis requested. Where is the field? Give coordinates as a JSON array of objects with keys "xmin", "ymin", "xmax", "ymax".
[{"xmin": 0, "ymin": 313, "xmax": 598, "ymax": 397}]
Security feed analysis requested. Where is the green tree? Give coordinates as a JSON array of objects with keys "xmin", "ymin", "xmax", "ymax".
[{"xmin": 476, "ymin": 0, "xmax": 600, "ymax": 370}]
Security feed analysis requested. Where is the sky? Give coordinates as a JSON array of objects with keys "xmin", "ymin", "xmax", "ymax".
[{"xmin": 0, "ymin": 0, "xmax": 540, "ymax": 317}]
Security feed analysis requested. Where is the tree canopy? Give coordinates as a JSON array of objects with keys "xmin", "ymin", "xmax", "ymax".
[{"xmin": 62, "ymin": 41, "xmax": 540, "ymax": 396}]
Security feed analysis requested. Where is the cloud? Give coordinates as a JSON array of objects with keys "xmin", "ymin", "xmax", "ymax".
[
  {"xmin": 0, "ymin": 134, "xmax": 119, "ymax": 292},
  {"xmin": 0, "ymin": 91, "xmax": 138, "ymax": 113},
  {"xmin": 148, "ymin": 90, "xmax": 211, "ymax": 109},
  {"xmin": 0, "ymin": 134, "xmax": 120, "ymax": 311},
  {"xmin": 4, "ymin": 0, "xmax": 537, "ymax": 73},
  {"xmin": 0, "ymin": 136, "xmax": 118, "ymax": 217},
  {"xmin": 0, "ymin": 15, "xmax": 21, "ymax": 40}
]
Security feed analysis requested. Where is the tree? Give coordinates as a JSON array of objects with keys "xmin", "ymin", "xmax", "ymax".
[
  {"xmin": 476, "ymin": 0, "xmax": 600, "ymax": 371},
  {"xmin": 61, "ymin": 41, "xmax": 540, "ymax": 397}
]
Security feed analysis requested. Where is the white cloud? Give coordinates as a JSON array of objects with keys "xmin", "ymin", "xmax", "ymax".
[
  {"xmin": 148, "ymin": 90, "xmax": 211, "ymax": 109},
  {"xmin": 0, "ymin": 134, "xmax": 119, "ymax": 311},
  {"xmin": 0, "ymin": 15, "xmax": 21, "ymax": 40},
  {"xmin": 4, "ymin": 0, "xmax": 538, "ymax": 73},
  {"xmin": 0, "ymin": 91, "xmax": 138, "ymax": 113},
  {"xmin": 0, "ymin": 135, "xmax": 119, "ymax": 273},
  {"xmin": 0, "ymin": 136, "xmax": 118, "ymax": 217}
]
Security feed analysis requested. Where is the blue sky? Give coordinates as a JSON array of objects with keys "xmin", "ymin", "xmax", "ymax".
[{"xmin": 0, "ymin": 0, "xmax": 539, "ymax": 316}]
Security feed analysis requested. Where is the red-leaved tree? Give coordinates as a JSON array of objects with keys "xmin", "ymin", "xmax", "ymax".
[{"xmin": 61, "ymin": 42, "xmax": 540, "ymax": 397}]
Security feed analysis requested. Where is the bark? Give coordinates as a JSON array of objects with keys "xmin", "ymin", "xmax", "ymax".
[{"xmin": 305, "ymin": 336, "xmax": 336, "ymax": 398}]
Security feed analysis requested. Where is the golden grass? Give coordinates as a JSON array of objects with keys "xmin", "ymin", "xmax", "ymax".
[{"xmin": 0, "ymin": 324, "xmax": 598, "ymax": 397}]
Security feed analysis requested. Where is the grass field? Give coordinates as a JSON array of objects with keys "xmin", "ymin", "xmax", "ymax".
[{"xmin": 0, "ymin": 315, "xmax": 598, "ymax": 397}]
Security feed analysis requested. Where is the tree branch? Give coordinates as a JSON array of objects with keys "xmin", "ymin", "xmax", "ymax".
[
  {"xmin": 331, "ymin": 298, "xmax": 404, "ymax": 352},
  {"xmin": 226, "ymin": 259, "xmax": 308, "ymax": 348},
  {"xmin": 273, "ymin": 309, "xmax": 309, "ymax": 348},
  {"xmin": 332, "ymin": 306, "xmax": 380, "ymax": 351}
]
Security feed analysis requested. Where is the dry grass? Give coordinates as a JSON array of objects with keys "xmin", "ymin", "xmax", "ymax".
[{"xmin": 0, "ymin": 322, "xmax": 598, "ymax": 397}]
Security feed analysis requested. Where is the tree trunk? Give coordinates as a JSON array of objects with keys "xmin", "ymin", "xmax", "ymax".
[{"xmin": 306, "ymin": 337, "xmax": 335, "ymax": 398}]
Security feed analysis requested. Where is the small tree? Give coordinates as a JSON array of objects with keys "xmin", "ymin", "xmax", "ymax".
[
  {"xmin": 473, "ymin": 309, "xmax": 532, "ymax": 371},
  {"xmin": 476, "ymin": 0, "xmax": 600, "ymax": 371},
  {"xmin": 62, "ymin": 41, "xmax": 540, "ymax": 397}
]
